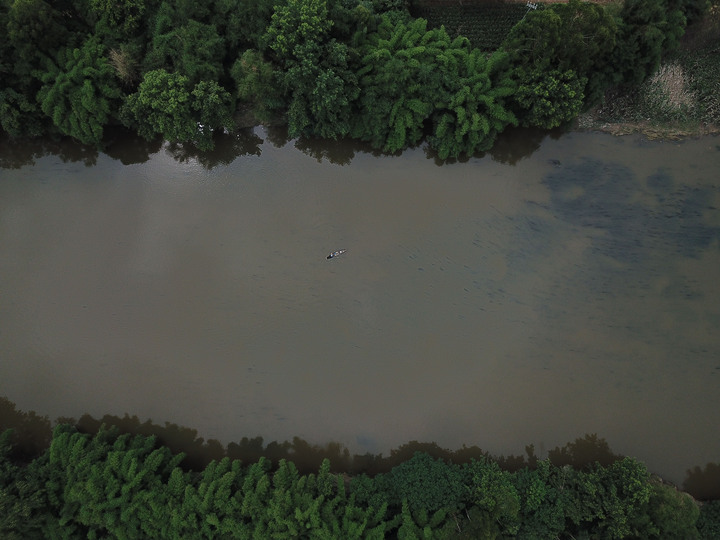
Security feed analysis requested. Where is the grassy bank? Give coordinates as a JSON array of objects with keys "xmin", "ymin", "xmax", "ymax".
[{"xmin": 578, "ymin": 1, "xmax": 720, "ymax": 138}]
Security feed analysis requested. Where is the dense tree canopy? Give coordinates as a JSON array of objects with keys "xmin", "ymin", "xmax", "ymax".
[
  {"xmin": 512, "ymin": 68, "xmax": 587, "ymax": 129},
  {"xmin": 0, "ymin": 0, "xmax": 710, "ymax": 155},
  {"xmin": 263, "ymin": 0, "xmax": 360, "ymax": 139},
  {"xmin": 120, "ymin": 69, "xmax": 198, "ymax": 143},
  {"xmin": 88, "ymin": 0, "xmax": 148, "ymax": 38},
  {"xmin": 120, "ymin": 69, "xmax": 234, "ymax": 150},
  {"xmin": 430, "ymin": 49, "xmax": 518, "ymax": 159},
  {"xmin": 1, "ymin": 425, "xmax": 714, "ymax": 538},
  {"xmin": 37, "ymin": 37, "xmax": 121, "ymax": 145},
  {"xmin": 612, "ymin": 0, "xmax": 687, "ymax": 86},
  {"xmin": 144, "ymin": 2, "xmax": 226, "ymax": 85},
  {"xmin": 500, "ymin": 0, "xmax": 618, "ymax": 123}
]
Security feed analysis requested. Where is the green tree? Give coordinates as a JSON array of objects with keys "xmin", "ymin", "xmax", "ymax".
[
  {"xmin": 37, "ymin": 37, "xmax": 121, "ymax": 145},
  {"xmin": 122, "ymin": 69, "xmax": 233, "ymax": 149},
  {"xmin": 613, "ymin": 0, "xmax": 688, "ymax": 86},
  {"xmin": 120, "ymin": 69, "xmax": 197, "ymax": 143},
  {"xmin": 143, "ymin": 1, "xmax": 225, "ymax": 85},
  {"xmin": 163, "ymin": 456, "xmax": 248, "ymax": 538},
  {"xmin": 6, "ymin": 0, "xmax": 73, "ymax": 64},
  {"xmin": 64, "ymin": 433, "xmax": 184, "ymax": 538},
  {"xmin": 263, "ymin": 0, "xmax": 360, "ymax": 139},
  {"xmin": 351, "ymin": 16, "xmax": 449, "ymax": 152},
  {"xmin": 88, "ymin": 0, "xmax": 147, "ymax": 37},
  {"xmin": 237, "ymin": 457, "xmax": 274, "ymax": 536},
  {"xmin": 283, "ymin": 41, "xmax": 359, "ymax": 139},
  {"xmin": 671, "ymin": 0, "xmax": 711, "ymax": 24},
  {"xmin": 632, "ymin": 482, "xmax": 700, "ymax": 538},
  {"xmin": 429, "ymin": 49, "xmax": 517, "ymax": 159},
  {"xmin": 263, "ymin": 0, "xmax": 333, "ymax": 61},
  {"xmin": 2, "ymin": 0, "xmax": 79, "ymax": 137},
  {"xmin": 210, "ymin": 0, "xmax": 277, "ymax": 51},
  {"xmin": 145, "ymin": 19, "xmax": 225, "ymax": 84},
  {"xmin": 395, "ymin": 500, "xmax": 448, "ymax": 540},
  {"xmin": 230, "ymin": 49, "xmax": 284, "ymax": 123},
  {"xmin": 513, "ymin": 68, "xmax": 587, "ymax": 129},
  {"xmin": 384, "ymin": 452, "xmax": 465, "ymax": 515},
  {"xmin": 565, "ymin": 457, "xmax": 653, "ymax": 539},
  {"xmin": 1, "ymin": 425, "xmax": 709, "ymax": 538},
  {"xmin": 1, "ymin": 1, "xmax": 14, "ymax": 82},
  {"xmin": 698, "ymin": 500, "xmax": 720, "ymax": 539},
  {"xmin": 464, "ymin": 457, "xmax": 520, "ymax": 536},
  {"xmin": 501, "ymin": 0, "xmax": 617, "ymax": 108},
  {"xmin": 0, "ymin": 430, "xmax": 25, "ymax": 539},
  {"xmin": 0, "ymin": 429, "xmax": 64, "ymax": 539},
  {"xmin": 0, "ymin": 88, "xmax": 43, "ymax": 138},
  {"xmin": 191, "ymin": 80, "xmax": 234, "ymax": 150},
  {"xmin": 513, "ymin": 460, "xmax": 569, "ymax": 538}
]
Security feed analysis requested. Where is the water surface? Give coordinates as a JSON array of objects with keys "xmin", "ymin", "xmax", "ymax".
[{"xmin": 1, "ymin": 128, "xmax": 719, "ymax": 485}]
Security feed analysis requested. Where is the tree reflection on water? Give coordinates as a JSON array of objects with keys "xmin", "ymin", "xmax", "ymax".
[{"xmin": 2, "ymin": 395, "xmax": 717, "ymax": 499}]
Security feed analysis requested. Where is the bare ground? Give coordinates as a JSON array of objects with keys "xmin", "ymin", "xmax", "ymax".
[{"xmin": 574, "ymin": 113, "xmax": 720, "ymax": 140}]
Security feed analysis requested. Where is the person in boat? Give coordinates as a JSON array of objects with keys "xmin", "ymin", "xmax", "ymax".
[{"xmin": 327, "ymin": 249, "xmax": 346, "ymax": 259}]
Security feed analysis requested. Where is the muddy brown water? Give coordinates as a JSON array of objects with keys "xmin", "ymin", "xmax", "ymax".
[{"xmin": 1, "ymin": 128, "xmax": 719, "ymax": 486}]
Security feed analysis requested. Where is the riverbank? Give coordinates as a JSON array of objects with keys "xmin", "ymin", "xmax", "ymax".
[
  {"xmin": 240, "ymin": 0, "xmax": 720, "ymax": 144},
  {"xmin": 2, "ymin": 419, "xmax": 719, "ymax": 538},
  {"xmin": 576, "ymin": 112, "xmax": 720, "ymax": 140},
  {"xmin": 578, "ymin": 1, "xmax": 720, "ymax": 140},
  {"xmin": 2, "ymin": 394, "xmax": 720, "ymax": 538}
]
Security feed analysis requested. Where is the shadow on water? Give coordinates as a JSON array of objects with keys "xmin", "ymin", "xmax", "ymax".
[
  {"xmin": 101, "ymin": 125, "xmax": 164, "ymax": 165},
  {"xmin": 264, "ymin": 125, "xmax": 292, "ymax": 148},
  {"xmin": 294, "ymin": 135, "xmax": 382, "ymax": 166},
  {"xmin": 164, "ymin": 129, "xmax": 264, "ymax": 168},
  {"xmin": 2, "ymin": 124, "xmax": 570, "ymax": 170},
  {"xmin": 0, "ymin": 133, "xmax": 100, "ymax": 169},
  {"xmin": 102, "ymin": 126, "xmax": 265, "ymax": 169},
  {"xmin": 488, "ymin": 125, "xmax": 565, "ymax": 165},
  {"xmin": 2, "ymin": 396, "xmax": 717, "ymax": 498},
  {"xmin": 547, "ymin": 433, "xmax": 621, "ymax": 468},
  {"xmin": 421, "ymin": 125, "xmax": 566, "ymax": 166},
  {"xmin": 684, "ymin": 463, "xmax": 720, "ymax": 500},
  {"xmin": 0, "ymin": 397, "xmax": 52, "ymax": 461}
]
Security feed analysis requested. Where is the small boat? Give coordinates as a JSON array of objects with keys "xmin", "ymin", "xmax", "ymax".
[{"xmin": 327, "ymin": 249, "xmax": 347, "ymax": 259}]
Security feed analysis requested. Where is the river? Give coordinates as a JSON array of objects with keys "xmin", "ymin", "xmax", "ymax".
[{"xmin": 1, "ymin": 127, "xmax": 719, "ymax": 488}]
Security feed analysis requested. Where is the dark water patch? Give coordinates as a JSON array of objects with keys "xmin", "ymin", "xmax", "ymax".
[
  {"xmin": 669, "ymin": 185, "xmax": 720, "ymax": 256},
  {"xmin": 0, "ymin": 133, "xmax": 100, "ymax": 169},
  {"xmin": 685, "ymin": 463, "xmax": 720, "ymax": 500},
  {"xmin": 646, "ymin": 168, "xmax": 674, "ymax": 192},
  {"xmin": 542, "ymin": 159, "xmax": 646, "ymax": 266},
  {"xmin": 543, "ymin": 158, "xmax": 720, "ymax": 264}
]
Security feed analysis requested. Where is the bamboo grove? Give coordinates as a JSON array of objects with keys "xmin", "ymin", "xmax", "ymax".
[
  {"xmin": 0, "ymin": 0, "xmax": 712, "ymax": 158},
  {"xmin": 2, "ymin": 425, "xmax": 719, "ymax": 538}
]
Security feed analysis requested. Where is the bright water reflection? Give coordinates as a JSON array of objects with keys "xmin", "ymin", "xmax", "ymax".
[{"xmin": 1, "ymin": 128, "xmax": 719, "ymax": 486}]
